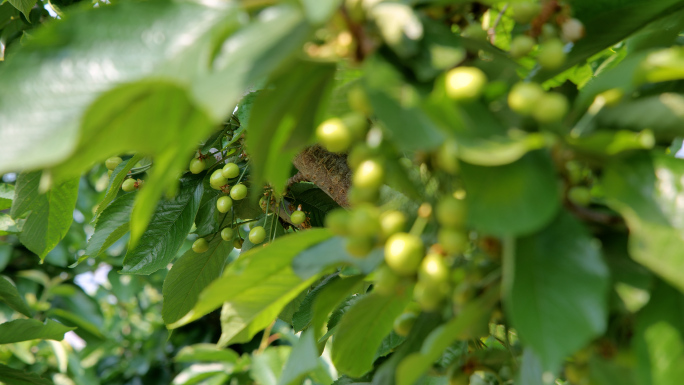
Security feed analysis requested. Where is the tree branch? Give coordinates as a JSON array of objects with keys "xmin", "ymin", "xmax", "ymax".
[{"xmin": 291, "ymin": 145, "xmax": 352, "ymax": 208}]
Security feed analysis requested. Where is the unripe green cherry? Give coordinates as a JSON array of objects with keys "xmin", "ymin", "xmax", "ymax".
[
  {"xmin": 122, "ymin": 179, "xmax": 137, "ymax": 192},
  {"xmin": 341, "ymin": 112, "xmax": 368, "ymax": 141},
  {"xmin": 436, "ymin": 197, "xmax": 467, "ymax": 228},
  {"xmin": 445, "ymin": 67, "xmax": 487, "ymax": 101},
  {"xmin": 537, "ymin": 39, "xmax": 566, "ymax": 70},
  {"xmin": 346, "ymin": 236, "xmax": 374, "ymax": 257},
  {"xmin": 380, "ymin": 210, "xmax": 407, "ymax": 238},
  {"xmin": 222, "ymin": 163, "xmax": 240, "ymax": 179},
  {"xmin": 230, "ymin": 184, "xmax": 248, "ymax": 200},
  {"xmin": 325, "ymin": 209, "xmax": 350, "ymax": 235},
  {"xmin": 438, "ymin": 228, "xmax": 468, "ymax": 255},
  {"xmin": 561, "ymin": 18, "xmax": 585, "ymax": 43},
  {"xmin": 384, "ymin": 233, "xmax": 424, "ymax": 276},
  {"xmin": 532, "ymin": 92, "xmax": 568, "ymax": 123},
  {"xmin": 353, "ymin": 159, "xmax": 384, "ymax": 190},
  {"xmin": 508, "ymin": 82, "xmax": 544, "ymax": 116},
  {"xmin": 216, "ymin": 196, "xmax": 233, "ymax": 213},
  {"xmin": 192, "ymin": 238, "xmax": 209, "ymax": 253},
  {"xmin": 510, "ymin": 35, "xmax": 535, "ymax": 59},
  {"xmin": 393, "ymin": 312, "xmax": 418, "ymax": 337},
  {"xmin": 221, "ymin": 228, "xmax": 234, "ymax": 241},
  {"xmin": 189, "ymin": 158, "xmax": 206, "ymax": 174},
  {"xmin": 419, "ymin": 254, "xmax": 450, "ymax": 287},
  {"xmin": 348, "ymin": 205, "xmax": 380, "ymax": 237},
  {"xmin": 414, "ymin": 280, "xmax": 448, "ymax": 311},
  {"xmin": 373, "ymin": 265, "xmax": 400, "ymax": 296},
  {"xmin": 511, "ymin": 2, "xmax": 541, "ymax": 24},
  {"xmin": 290, "ymin": 210, "xmax": 306, "ymax": 225},
  {"xmin": 233, "ymin": 238, "xmax": 244, "ymax": 249},
  {"xmin": 316, "ymin": 118, "xmax": 352, "ymax": 153},
  {"xmin": 568, "ymin": 186, "xmax": 591, "ymax": 206},
  {"xmin": 249, "ymin": 226, "xmax": 266, "ymax": 244},
  {"xmin": 210, "ymin": 169, "xmax": 228, "ymax": 190},
  {"xmin": 106, "ymin": 156, "xmax": 123, "ymax": 171}
]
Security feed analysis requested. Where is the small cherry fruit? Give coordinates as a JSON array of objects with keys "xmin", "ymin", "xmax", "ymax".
[
  {"xmin": 210, "ymin": 169, "xmax": 228, "ymax": 190},
  {"xmin": 192, "ymin": 238, "xmax": 209, "ymax": 253},
  {"xmin": 508, "ymin": 82, "xmax": 544, "ymax": 116},
  {"xmin": 438, "ymin": 228, "xmax": 468, "ymax": 255},
  {"xmin": 419, "ymin": 254, "xmax": 450, "ymax": 287},
  {"xmin": 380, "ymin": 210, "xmax": 407, "ymax": 238},
  {"xmin": 233, "ymin": 238, "xmax": 244, "ymax": 249},
  {"xmin": 537, "ymin": 39, "xmax": 566, "ymax": 70},
  {"xmin": 230, "ymin": 184, "xmax": 248, "ymax": 200},
  {"xmin": 189, "ymin": 158, "xmax": 206, "ymax": 174},
  {"xmin": 511, "ymin": 2, "xmax": 541, "ymax": 24},
  {"xmin": 353, "ymin": 159, "xmax": 384, "ymax": 190},
  {"xmin": 291, "ymin": 210, "xmax": 306, "ymax": 225},
  {"xmin": 222, "ymin": 163, "xmax": 240, "ymax": 179},
  {"xmin": 510, "ymin": 35, "xmax": 535, "ymax": 59},
  {"xmin": 445, "ymin": 67, "xmax": 487, "ymax": 101},
  {"xmin": 249, "ymin": 226, "xmax": 266, "ymax": 244},
  {"xmin": 216, "ymin": 196, "xmax": 233, "ymax": 213},
  {"xmin": 105, "ymin": 156, "xmax": 123, "ymax": 171},
  {"xmin": 384, "ymin": 233, "xmax": 424, "ymax": 276},
  {"xmin": 532, "ymin": 92, "xmax": 568, "ymax": 123},
  {"xmin": 316, "ymin": 118, "xmax": 352, "ymax": 153},
  {"xmin": 221, "ymin": 228, "xmax": 233, "ymax": 241},
  {"xmin": 436, "ymin": 197, "xmax": 467, "ymax": 228},
  {"xmin": 122, "ymin": 179, "xmax": 137, "ymax": 192}
]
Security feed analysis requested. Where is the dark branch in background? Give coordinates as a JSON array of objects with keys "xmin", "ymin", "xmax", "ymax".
[{"xmin": 291, "ymin": 145, "xmax": 352, "ymax": 208}]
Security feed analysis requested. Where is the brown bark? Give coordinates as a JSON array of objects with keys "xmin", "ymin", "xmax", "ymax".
[{"xmin": 290, "ymin": 145, "xmax": 352, "ymax": 208}]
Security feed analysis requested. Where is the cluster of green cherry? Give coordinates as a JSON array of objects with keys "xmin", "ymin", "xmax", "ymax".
[
  {"xmin": 105, "ymin": 156, "xmax": 142, "ymax": 192},
  {"xmin": 187, "ymin": 154, "xmax": 308, "ymax": 253}
]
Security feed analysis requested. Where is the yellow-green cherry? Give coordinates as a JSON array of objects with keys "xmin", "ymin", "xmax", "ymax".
[
  {"xmin": 230, "ymin": 184, "xmax": 247, "ymax": 200},
  {"xmin": 192, "ymin": 238, "xmax": 209, "ymax": 253},
  {"xmin": 222, "ymin": 163, "xmax": 240, "ymax": 179},
  {"xmin": 291, "ymin": 210, "xmax": 306, "ymax": 225},
  {"xmin": 105, "ymin": 156, "xmax": 123, "ymax": 171},
  {"xmin": 216, "ymin": 196, "xmax": 233, "ymax": 213}
]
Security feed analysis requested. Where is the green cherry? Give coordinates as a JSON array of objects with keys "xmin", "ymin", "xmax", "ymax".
[
  {"xmin": 436, "ymin": 197, "xmax": 467, "ymax": 228},
  {"xmin": 105, "ymin": 156, "xmax": 123, "ymax": 171},
  {"xmin": 122, "ymin": 179, "xmax": 136, "ymax": 192},
  {"xmin": 233, "ymin": 238, "xmax": 244, "ymax": 249},
  {"xmin": 393, "ymin": 312, "xmax": 418, "ymax": 337},
  {"xmin": 217, "ymin": 196, "xmax": 233, "ymax": 213},
  {"xmin": 221, "ymin": 228, "xmax": 233, "ymax": 241},
  {"xmin": 445, "ymin": 67, "xmax": 487, "ymax": 101},
  {"xmin": 508, "ymin": 82, "xmax": 544, "ymax": 116},
  {"xmin": 532, "ymin": 92, "xmax": 569, "ymax": 124},
  {"xmin": 353, "ymin": 159, "xmax": 385, "ymax": 190},
  {"xmin": 537, "ymin": 39, "xmax": 566, "ymax": 70},
  {"xmin": 192, "ymin": 238, "xmax": 209, "ymax": 253},
  {"xmin": 316, "ymin": 118, "xmax": 352, "ymax": 153},
  {"xmin": 291, "ymin": 210, "xmax": 306, "ymax": 225},
  {"xmin": 222, "ymin": 163, "xmax": 240, "ymax": 179},
  {"xmin": 249, "ymin": 226, "xmax": 266, "ymax": 244},
  {"xmin": 189, "ymin": 158, "xmax": 206, "ymax": 174},
  {"xmin": 384, "ymin": 233, "xmax": 424, "ymax": 276},
  {"xmin": 230, "ymin": 184, "xmax": 248, "ymax": 200},
  {"xmin": 210, "ymin": 169, "xmax": 228, "ymax": 190}
]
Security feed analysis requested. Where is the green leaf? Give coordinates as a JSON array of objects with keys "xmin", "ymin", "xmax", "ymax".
[
  {"xmin": 395, "ymin": 289, "xmax": 499, "ymax": 385},
  {"xmin": 172, "ymin": 364, "xmax": 232, "ymax": 385},
  {"xmin": 588, "ymin": 356, "xmax": 639, "ymax": 385},
  {"xmin": 250, "ymin": 346, "xmax": 291, "ymax": 385},
  {"xmin": 193, "ymin": 182, "xmax": 223, "ymax": 237},
  {"xmin": 505, "ymin": 212, "xmax": 609, "ymax": 372},
  {"xmin": 46, "ymin": 308, "xmax": 104, "ymax": 340},
  {"xmin": 122, "ymin": 175, "xmax": 203, "ymax": 275},
  {"xmin": 192, "ymin": 4, "xmax": 311, "ymax": 123},
  {"xmin": 597, "ymin": 94, "xmax": 684, "ymax": 140},
  {"xmin": 566, "ymin": 130, "xmax": 655, "ymax": 157},
  {"xmin": 94, "ymin": 154, "xmax": 144, "ymax": 217},
  {"xmin": 175, "ymin": 344, "xmax": 239, "ymax": 363},
  {"xmin": 0, "ymin": 318, "xmax": 74, "ymax": 344},
  {"xmin": 7, "ymin": 0, "xmax": 34, "ymax": 20},
  {"xmin": 634, "ymin": 281, "xmax": 684, "ymax": 385},
  {"xmin": 311, "ymin": 275, "xmax": 365, "ymax": 342},
  {"xmin": 454, "ymin": 133, "xmax": 549, "ymax": 167},
  {"xmin": 516, "ymin": 348, "xmax": 544, "ymax": 385},
  {"xmin": 289, "ymin": 182, "xmax": 341, "ymax": 227},
  {"xmin": 168, "ymin": 229, "xmax": 332, "ymax": 334},
  {"xmin": 0, "ymin": 212, "xmax": 23, "ymax": 236},
  {"xmin": 85, "ymin": 192, "xmax": 135, "ymax": 259},
  {"xmin": 460, "ymin": 152, "xmax": 560, "ymax": 236},
  {"xmin": 300, "ymin": 0, "xmax": 342, "ymax": 25},
  {"xmin": 0, "ymin": 183, "xmax": 14, "ymax": 210},
  {"xmin": 10, "ymin": 172, "xmax": 79, "ymax": 260},
  {"xmin": 292, "ymin": 274, "xmax": 341, "ymax": 332},
  {"xmin": 246, "ymin": 60, "xmax": 336, "ymax": 199},
  {"xmin": 332, "ymin": 290, "xmax": 412, "ymax": 377},
  {"xmin": 0, "ymin": 276, "xmax": 32, "ymax": 317},
  {"xmin": 162, "ymin": 236, "xmax": 232, "ymax": 325},
  {"xmin": 603, "ymin": 153, "xmax": 684, "ymax": 292},
  {"xmin": 0, "ymin": 1, "xmax": 242, "ymax": 174},
  {"xmin": 292, "ymin": 236, "xmax": 384, "ymax": 280},
  {"xmin": 534, "ymin": 0, "xmax": 684, "ymax": 81},
  {"xmin": 0, "ymin": 363, "xmax": 53, "ymax": 385},
  {"xmin": 278, "ymin": 330, "xmax": 321, "ymax": 385}
]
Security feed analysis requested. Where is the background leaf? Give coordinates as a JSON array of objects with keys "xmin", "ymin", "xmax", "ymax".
[
  {"xmin": 0, "ymin": 276, "xmax": 32, "ymax": 317},
  {"xmin": 0, "ymin": 319, "xmax": 74, "ymax": 344}
]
